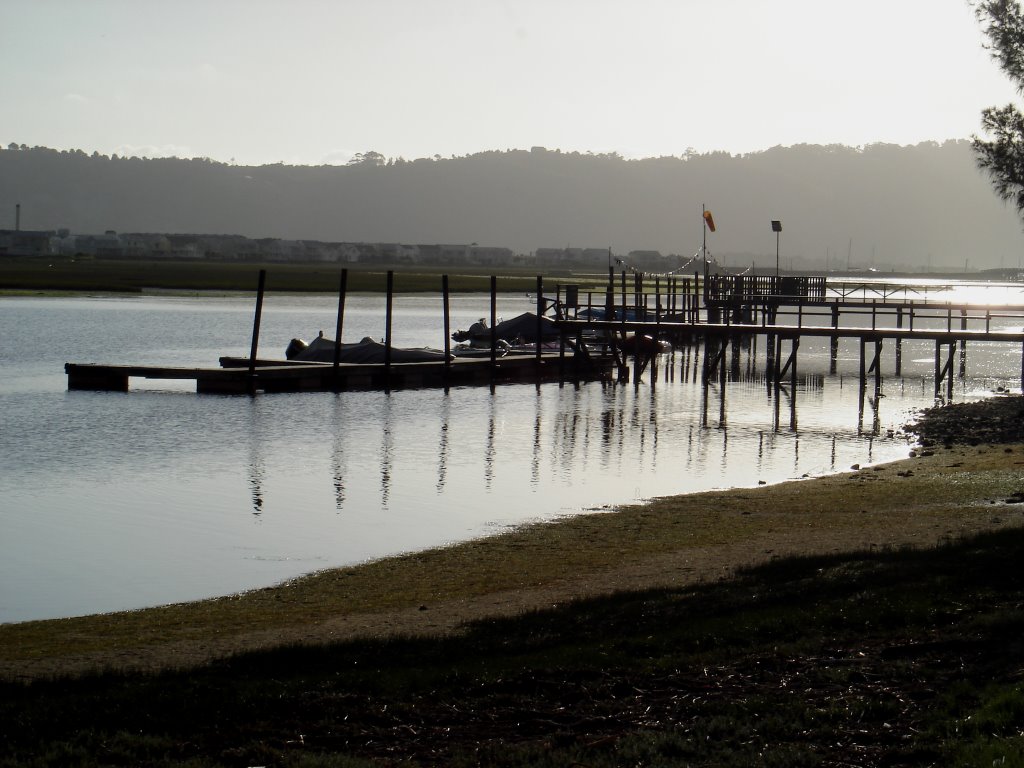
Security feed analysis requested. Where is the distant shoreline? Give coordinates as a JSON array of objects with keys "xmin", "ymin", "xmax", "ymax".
[{"xmin": 0, "ymin": 257, "xmax": 600, "ymax": 295}]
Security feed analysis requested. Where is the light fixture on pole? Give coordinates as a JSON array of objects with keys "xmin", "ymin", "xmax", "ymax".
[{"xmin": 771, "ymin": 220, "xmax": 782, "ymax": 278}]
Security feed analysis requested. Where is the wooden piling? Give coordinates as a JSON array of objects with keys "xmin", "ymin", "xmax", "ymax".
[
  {"xmin": 333, "ymin": 268, "xmax": 348, "ymax": 379},
  {"xmin": 384, "ymin": 270, "xmax": 394, "ymax": 379},
  {"xmin": 894, "ymin": 307, "xmax": 903, "ymax": 376},
  {"xmin": 248, "ymin": 269, "xmax": 266, "ymax": 395},
  {"xmin": 442, "ymin": 274, "xmax": 451, "ymax": 374},
  {"xmin": 536, "ymin": 275, "xmax": 544, "ymax": 366},
  {"xmin": 489, "ymin": 275, "xmax": 498, "ymax": 372}
]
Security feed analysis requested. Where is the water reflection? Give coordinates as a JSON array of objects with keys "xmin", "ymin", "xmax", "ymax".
[
  {"xmin": 248, "ymin": 398, "xmax": 265, "ymax": 516},
  {"xmin": 437, "ymin": 393, "xmax": 451, "ymax": 493},
  {"xmin": 485, "ymin": 391, "xmax": 496, "ymax": 490},
  {"xmin": 7, "ymin": 292, "xmax": 1015, "ymax": 624},
  {"xmin": 331, "ymin": 394, "xmax": 346, "ymax": 511},
  {"xmin": 380, "ymin": 393, "xmax": 394, "ymax": 508}
]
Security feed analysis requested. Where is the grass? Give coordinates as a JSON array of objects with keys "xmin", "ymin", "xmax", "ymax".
[
  {"xmin": 4, "ymin": 526, "xmax": 1024, "ymax": 766},
  {"xmin": 0, "ymin": 256, "xmax": 610, "ymax": 294}
]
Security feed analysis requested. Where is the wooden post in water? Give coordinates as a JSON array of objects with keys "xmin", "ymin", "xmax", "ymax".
[
  {"xmin": 248, "ymin": 269, "xmax": 266, "ymax": 395},
  {"xmin": 859, "ymin": 337, "xmax": 867, "ymax": 391},
  {"xmin": 333, "ymin": 268, "xmax": 348, "ymax": 381},
  {"xmin": 489, "ymin": 275, "xmax": 498, "ymax": 372},
  {"xmin": 874, "ymin": 339, "xmax": 882, "ymax": 393},
  {"xmin": 442, "ymin": 274, "xmax": 452, "ymax": 375},
  {"xmin": 535, "ymin": 276, "xmax": 544, "ymax": 367},
  {"xmin": 829, "ymin": 303, "xmax": 840, "ymax": 375},
  {"xmin": 620, "ymin": 270, "xmax": 627, "ymax": 322},
  {"xmin": 894, "ymin": 306, "xmax": 903, "ymax": 376},
  {"xmin": 655, "ymin": 276, "xmax": 662, "ymax": 327},
  {"xmin": 960, "ymin": 309, "xmax": 968, "ymax": 378},
  {"xmin": 384, "ymin": 270, "xmax": 394, "ymax": 381}
]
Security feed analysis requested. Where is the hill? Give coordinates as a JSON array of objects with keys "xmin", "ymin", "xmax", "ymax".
[{"xmin": 2, "ymin": 141, "xmax": 1023, "ymax": 272}]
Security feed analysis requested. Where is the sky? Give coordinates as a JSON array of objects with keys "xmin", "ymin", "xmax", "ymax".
[{"xmin": 2, "ymin": 0, "xmax": 1022, "ymax": 167}]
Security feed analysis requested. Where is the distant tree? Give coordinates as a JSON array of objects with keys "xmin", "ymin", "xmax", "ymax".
[
  {"xmin": 347, "ymin": 151, "xmax": 386, "ymax": 167},
  {"xmin": 972, "ymin": 0, "xmax": 1024, "ymax": 215}
]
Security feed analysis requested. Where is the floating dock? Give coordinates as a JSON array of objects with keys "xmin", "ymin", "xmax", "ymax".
[{"xmin": 65, "ymin": 353, "xmax": 612, "ymax": 394}]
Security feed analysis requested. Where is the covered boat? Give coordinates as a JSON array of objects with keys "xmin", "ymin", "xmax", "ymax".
[
  {"xmin": 285, "ymin": 335, "xmax": 452, "ymax": 363},
  {"xmin": 451, "ymin": 312, "xmax": 560, "ymax": 347}
]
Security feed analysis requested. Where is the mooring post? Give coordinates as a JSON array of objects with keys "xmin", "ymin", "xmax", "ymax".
[
  {"xmin": 947, "ymin": 342, "xmax": 955, "ymax": 399},
  {"xmin": 620, "ymin": 270, "xmax": 627, "ymax": 323},
  {"xmin": 333, "ymin": 268, "xmax": 348, "ymax": 380},
  {"xmin": 894, "ymin": 306, "xmax": 903, "ymax": 376},
  {"xmin": 442, "ymin": 274, "xmax": 452, "ymax": 375},
  {"xmin": 698, "ymin": 274, "xmax": 704, "ymax": 322},
  {"xmin": 655, "ymin": 275, "xmax": 662, "ymax": 326},
  {"xmin": 874, "ymin": 339, "xmax": 883, "ymax": 393},
  {"xmin": 384, "ymin": 271, "xmax": 394, "ymax": 380},
  {"xmin": 536, "ymin": 275, "xmax": 544, "ymax": 367},
  {"xmin": 829, "ymin": 303, "xmax": 840, "ymax": 375},
  {"xmin": 248, "ymin": 269, "xmax": 266, "ymax": 395},
  {"xmin": 859, "ymin": 337, "xmax": 867, "ymax": 391},
  {"xmin": 490, "ymin": 275, "xmax": 498, "ymax": 372},
  {"xmin": 960, "ymin": 309, "xmax": 968, "ymax": 378}
]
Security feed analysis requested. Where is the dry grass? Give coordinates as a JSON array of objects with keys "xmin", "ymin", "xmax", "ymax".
[{"xmin": 3, "ymin": 442, "xmax": 1024, "ymax": 681}]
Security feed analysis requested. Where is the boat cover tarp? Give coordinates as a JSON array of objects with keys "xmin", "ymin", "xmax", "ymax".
[
  {"xmin": 291, "ymin": 336, "xmax": 450, "ymax": 363},
  {"xmin": 455, "ymin": 312, "xmax": 560, "ymax": 344}
]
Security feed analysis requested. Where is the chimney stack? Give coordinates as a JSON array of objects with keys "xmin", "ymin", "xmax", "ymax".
[{"xmin": 15, "ymin": 203, "xmax": 20, "ymax": 231}]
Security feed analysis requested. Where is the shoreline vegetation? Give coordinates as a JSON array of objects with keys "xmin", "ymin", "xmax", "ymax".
[{"xmin": 0, "ymin": 257, "xmax": 604, "ymax": 295}]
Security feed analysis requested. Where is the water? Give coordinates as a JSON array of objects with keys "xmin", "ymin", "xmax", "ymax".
[{"xmin": 1, "ymin": 286, "xmax": 1020, "ymax": 624}]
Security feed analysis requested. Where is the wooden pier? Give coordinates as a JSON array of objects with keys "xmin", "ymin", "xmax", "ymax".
[
  {"xmin": 63, "ymin": 268, "xmax": 1024, "ymax": 397},
  {"xmin": 554, "ymin": 272, "xmax": 1024, "ymax": 397}
]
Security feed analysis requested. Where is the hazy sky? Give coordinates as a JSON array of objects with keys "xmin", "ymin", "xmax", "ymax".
[{"xmin": 2, "ymin": 0, "xmax": 1020, "ymax": 166}]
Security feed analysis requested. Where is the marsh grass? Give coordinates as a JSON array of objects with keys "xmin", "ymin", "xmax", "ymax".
[{"xmin": 0, "ymin": 257, "xmax": 604, "ymax": 294}]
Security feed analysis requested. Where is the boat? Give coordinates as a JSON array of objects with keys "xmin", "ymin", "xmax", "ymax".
[
  {"xmin": 451, "ymin": 312, "xmax": 561, "ymax": 348},
  {"xmin": 285, "ymin": 334, "xmax": 452, "ymax": 363}
]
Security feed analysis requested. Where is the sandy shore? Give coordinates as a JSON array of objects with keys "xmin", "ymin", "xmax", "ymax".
[{"xmin": 4, "ymin": 397, "xmax": 1024, "ymax": 681}]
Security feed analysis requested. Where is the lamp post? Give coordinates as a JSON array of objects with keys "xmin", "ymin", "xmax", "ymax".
[{"xmin": 771, "ymin": 220, "xmax": 782, "ymax": 278}]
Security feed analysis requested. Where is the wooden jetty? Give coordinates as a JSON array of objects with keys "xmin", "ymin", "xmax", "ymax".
[
  {"xmin": 64, "ymin": 267, "xmax": 1024, "ymax": 397},
  {"xmin": 554, "ymin": 271, "xmax": 1024, "ymax": 397}
]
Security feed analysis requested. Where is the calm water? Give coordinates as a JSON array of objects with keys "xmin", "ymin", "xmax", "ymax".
[{"xmin": 2, "ymin": 285, "xmax": 1022, "ymax": 624}]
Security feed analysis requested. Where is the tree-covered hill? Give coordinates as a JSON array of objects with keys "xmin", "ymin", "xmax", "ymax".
[{"xmin": 1, "ymin": 141, "xmax": 1021, "ymax": 272}]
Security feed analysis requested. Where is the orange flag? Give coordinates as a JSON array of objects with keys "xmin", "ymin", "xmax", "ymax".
[{"xmin": 703, "ymin": 210, "xmax": 716, "ymax": 232}]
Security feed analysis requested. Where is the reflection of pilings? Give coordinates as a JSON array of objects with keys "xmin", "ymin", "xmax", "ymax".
[
  {"xmin": 247, "ymin": 398, "xmax": 265, "ymax": 516},
  {"xmin": 485, "ymin": 391, "xmax": 496, "ymax": 489},
  {"xmin": 531, "ymin": 387, "xmax": 542, "ymax": 486},
  {"xmin": 437, "ymin": 393, "xmax": 451, "ymax": 492},
  {"xmin": 331, "ymin": 394, "xmax": 346, "ymax": 511},
  {"xmin": 380, "ymin": 394, "xmax": 394, "ymax": 508}
]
